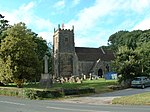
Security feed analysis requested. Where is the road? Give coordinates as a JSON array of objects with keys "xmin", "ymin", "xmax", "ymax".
[
  {"xmin": 61, "ymin": 87, "xmax": 150, "ymax": 105},
  {"xmin": 0, "ymin": 88, "xmax": 150, "ymax": 112}
]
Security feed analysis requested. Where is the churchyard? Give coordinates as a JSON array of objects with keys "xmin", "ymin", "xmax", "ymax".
[{"xmin": 0, "ymin": 78, "xmax": 118, "ymax": 99}]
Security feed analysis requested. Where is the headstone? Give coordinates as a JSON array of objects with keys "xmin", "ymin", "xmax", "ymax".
[
  {"xmin": 89, "ymin": 73, "xmax": 92, "ymax": 80},
  {"xmin": 69, "ymin": 77, "xmax": 72, "ymax": 83},
  {"xmin": 64, "ymin": 77, "xmax": 68, "ymax": 82},
  {"xmin": 69, "ymin": 76, "xmax": 75, "ymax": 83},
  {"xmin": 72, "ymin": 76, "xmax": 75, "ymax": 82},
  {"xmin": 76, "ymin": 77, "xmax": 82, "ymax": 83},
  {"xmin": 40, "ymin": 55, "xmax": 52, "ymax": 88},
  {"xmin": 83, "ymin": 75, "xmax": 86, "ymax": 80},
  {"xmin": 60, "ymin": 77, "xmax": 65, "ymax": 84}
]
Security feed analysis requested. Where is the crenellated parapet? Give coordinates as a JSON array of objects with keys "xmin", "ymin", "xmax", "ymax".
[{"xmin": 54, "ymin": 24, "xmax": 74, "ymax": 33}]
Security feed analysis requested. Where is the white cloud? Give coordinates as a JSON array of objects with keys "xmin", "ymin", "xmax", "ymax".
[
  {"xmin": 34, "ymin": 18, "xmax": 54, "ymax": 31},
  {"xmin": 1, "ymin": 1, "xmax": 54, "ymax": 43},
  {"xmin": 130, "ymin": 0, "xmax": 150, "ymax": 13},
  {"xmin": 2, "ymin": 1, "xmax": 36, "ymax": 25},
  {"xmin": 74, "ymin": 32, "xmax": 108, "ymax": 47},
  {"xmin": 20, "ymin": 1, "xmax": 36, "ymax": 11},
  {"xmin": 132, "ymin": 17, "xmax": 150, "ymax": 30},
  {"xmin": 68, "ymin": 0, "xmax": 150, "ymax": 31},
  {"xmin": 67, "ymin": 0, "xmax": 150, "ymax": 47},
  {"xmin": 66, "ymin": 0, "xmax": 121, "ymax": 47},
  {"xmin": 38, "ymin": 31, "xmax": 53, "ymax": 43},
  {"xmin": 72, "ymin": 0, "xmax": 80, "ymax": 6},
  {"xmin": 53, "ymin": 0, "xmax": 65, "ymax": 9},
  {"xmin": 68, "ymin": 0, "xmax": 120, "ymax": 31}
]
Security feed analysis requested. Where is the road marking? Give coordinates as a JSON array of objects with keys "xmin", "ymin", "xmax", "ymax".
[
  {"xmin": 0, "ymin": 101, "xmax": 25, "ymax": 106},
  {"xmin": 46, "ymin": 106, "xmax": 109, "ymax": 112}
]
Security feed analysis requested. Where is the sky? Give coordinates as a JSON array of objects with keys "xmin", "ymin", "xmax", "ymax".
[{"xmin": 0, "ymin": 0, "xmax": 150, "ymax": 48}]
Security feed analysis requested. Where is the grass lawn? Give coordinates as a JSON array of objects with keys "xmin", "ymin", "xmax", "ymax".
[
  {"xmin": 51, "ymin": 79, "xmax": 118, "ymax": 93},
  {"xmin": 112, "ymin": 92, "xmax": 150, "ymax": 105},
  {"xmin": 2, "ymin": 78, "xmax": 118, "ymax": 94}
]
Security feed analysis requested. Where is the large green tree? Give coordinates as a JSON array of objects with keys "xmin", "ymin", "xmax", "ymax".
[
  {"xmin": 108, "ymin": 29, "xmax": 150, "ymax": 84},
  {"xmin": 0, "ymin": 22, "xmax": 40, "ymax": 87},
  {"xmin": 112, "ymin": 46, "xmax": 141, "ymax": 83}
]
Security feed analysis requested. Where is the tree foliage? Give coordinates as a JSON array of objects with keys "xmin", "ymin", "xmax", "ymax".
[
  {"xmin": 0, "ymin": 23, "xmax": 41, "ymax": 87},
  {"xmin": 136, "ymin": 41, "xmax": 150, "ymax": 76},
  {"xmin": 113, "ymin": 46, "xmax": 141, "ymax": 83},
  {"xmin": 108, "ymin": 29, "xmax": 150, "ymax": 82},
  {"xmin": 0, "ymin": 14, "xmax": 9, "ymax": 42}
]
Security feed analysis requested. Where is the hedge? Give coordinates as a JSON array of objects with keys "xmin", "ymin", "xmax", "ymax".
[
  {"xmin": 0, "ymin": 87, "xmax": 95, "ymax": 99},
  {"xmin": 63, "ymin": 88, "xmax": 95, "ymax": 95}
]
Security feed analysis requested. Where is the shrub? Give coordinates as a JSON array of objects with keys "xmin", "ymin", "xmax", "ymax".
[
  {"xmin": 63, "ymin": 88, "xmax": 95, "ymax": 95},
  {"xmin": 36, "ymin": 90, "xmax": 64, "ymax": 98},
  {"xmin": 23, "ymin": 89, "xmax": 38, "ymax": 99}
]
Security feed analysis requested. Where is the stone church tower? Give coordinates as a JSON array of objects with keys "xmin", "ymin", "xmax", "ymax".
[{"xmin": 53, "ymin": 25, "xmax": 78, "ymax": 78}]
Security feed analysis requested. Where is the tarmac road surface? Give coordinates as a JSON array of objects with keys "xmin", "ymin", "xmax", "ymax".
[
  {"xmin": 0, "ymin": 88, "xmax": 150, "ymax": 112},
  {"xmin": 60, "ymin": 87, "xmax": 150, "ymax": 105}
]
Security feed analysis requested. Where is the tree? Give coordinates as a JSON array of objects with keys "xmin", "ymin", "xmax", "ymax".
[
  {"xmin": 0, "ymin": 22, "xmax": 40, "ymax": 87},
  {"xmin": 108, "ymin": 30, "xmax": 143, "ymax": 51},
  {"xmin": 112, "ymin": 46, "xmax": 141, "ymax": 84},
  {"xmin": 136, "ymin": 41, "xmax": 150, "ymax": 77},
  {"xmin": 108, "ymin": 29, "xmax": 150, "ymax": 85},
  {"xmin": 0, "ymin": 14, "xmax": 9, "ymax": 42},
  {"xmin": 108, "ymin": 30, "xmax": 129, "ymax": 51}
]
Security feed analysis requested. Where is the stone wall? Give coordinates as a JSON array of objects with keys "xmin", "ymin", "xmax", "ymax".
[
  {"xmin": 59, "ymin": 53, "xmax": 74, "ymax": 77},
  {"xmin": 78, "ymin": 61, "xmax": 94, "ymax": 75}
]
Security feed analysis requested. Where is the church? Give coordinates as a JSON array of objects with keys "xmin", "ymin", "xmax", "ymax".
[{"xmin": 53, "ymin": 24, "xmax": 115, "ymax": 78}]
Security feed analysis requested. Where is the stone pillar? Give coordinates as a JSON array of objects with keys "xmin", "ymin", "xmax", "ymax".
[
  {"xmin": 44, "ymin": 55, "xmax": 49, "ymax": 74},
  {"xmin": 40, "ymin": 55, "xmax": 52, "ymax": 88}
]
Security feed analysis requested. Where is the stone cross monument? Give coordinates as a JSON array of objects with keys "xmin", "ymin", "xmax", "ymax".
[
  {"xmin": 44, "ymin": 55, "xmax": 49, "ymax": 74},
  {"xmin": 40, "ymin": 55, "xmax": 52, "ymax": 88}
]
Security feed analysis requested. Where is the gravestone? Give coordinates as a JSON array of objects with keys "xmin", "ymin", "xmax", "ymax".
[
  {"xmin": 83, "ymin": 75, "xmax": 86, "ymax": 80},
  {"xmin": 89, "ymin": 73, "xmax": 92, "ymax": 80},
  {"xmin": 64, "ymin": 77, "xmax": 68, "ymax": 82},
  {"xmin": 60, "ymin": 77, "xmax": 65, "ymax": 84},
  {"xmin": 40, "ymin": 55, "xmax": 52, "ymax": 88},
  {"xmin": 69, "ymin": 76, "xmax": 75, "ymax": 83},
  {"xmin": 76, "ymin": 77, "xmax": 82, "ymax": 83}
]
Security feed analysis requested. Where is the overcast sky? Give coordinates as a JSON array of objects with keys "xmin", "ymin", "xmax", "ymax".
[{"xmin": 0, "ymin": 0, "xmax": 150, "ymax": 47}]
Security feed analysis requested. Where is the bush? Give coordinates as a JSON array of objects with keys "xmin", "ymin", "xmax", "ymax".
[
  {"xmin": 23, "ymin": 89, "xmax": 38, "ymax": 99},
  {"xmin": 36, "ymin": 90, "xmax": 64, "ymax": 98},
  {"xmin": 23, "ymin": 89, "xmax": 64, "ymax": 99},
  {"xmin": 63, "ymin": 88, "xmax": 95, "ymax": 95}
]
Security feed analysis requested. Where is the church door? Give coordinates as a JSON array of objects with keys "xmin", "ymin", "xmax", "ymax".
[{"xmin": 98, "ymin": 68, "xmax": 103, "ymax": 78}]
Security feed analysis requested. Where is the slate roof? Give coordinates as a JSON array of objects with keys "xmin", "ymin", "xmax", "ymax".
[{"xmin": 75, "ymin": 47, "xmax": 115, "ymax": 61}]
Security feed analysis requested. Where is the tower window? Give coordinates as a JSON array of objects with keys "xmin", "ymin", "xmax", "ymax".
[{"xmin": 65, "ymin": 37, "xmax": 69, "ymax": 42}]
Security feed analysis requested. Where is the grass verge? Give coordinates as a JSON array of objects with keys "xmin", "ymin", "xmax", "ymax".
[{"xmin": 112, "ymin": 92, "xmax": 150, "ymax": 105}]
